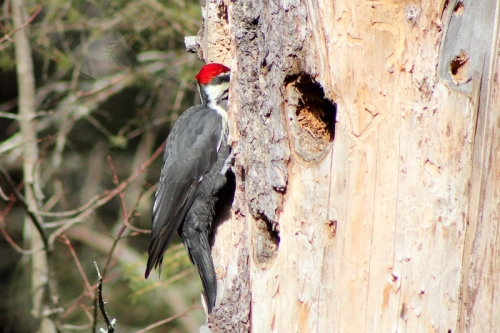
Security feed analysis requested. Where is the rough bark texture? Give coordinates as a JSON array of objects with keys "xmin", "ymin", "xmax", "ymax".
[{"xmin": 197, "ymin": 0, "xmax": 500, "ymax": 332}]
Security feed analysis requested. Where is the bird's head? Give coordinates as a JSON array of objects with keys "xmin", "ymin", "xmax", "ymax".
[{"xmin": 195, "ymin": 63, "xmax": 230, "ymax": 111}]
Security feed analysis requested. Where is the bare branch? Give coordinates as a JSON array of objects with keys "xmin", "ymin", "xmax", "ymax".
[
  {"xmin": 59, "ymin": 234, "xmax": 93, "ymax": 297},
  {"xmin": 133, "ymin": 269, "xmax": 191, "ymax": 297},
  {"xmin": 41, "ymin": 141, "xmax": 163, "ymax": 219},
  {"xmin": 0, "ymin": 226, "xmax": 44, "ymax": 255},
  {"xmin": 0, "ymin": 6, "xmax": 41, "ymax": 45},
  {"xmin": 0, "ymin": 166, "xmax": 49, "ymax": 250},
  {"xmin": 0, "ymin": 180, "xmax": 44, "ymax": 255},
  {"xmin": 134, "ymin": 304, "xmax": 193, "ymax": 333},
  {"xmin": 100, "ymin": 155, "xmax": 129, "ymax": 280},
  {"xmin": 46, "ymin": 142, "xmax": 165, "ymax": 243},
  {"xmin": 109, "ymin": 155, "xmax": 151, "ymax": 233},
  {"xmin": 0, "ymin": 111, "xmax": 18, "ymax": 119},
  {"xmin": 94, "ymin": 262, "xmax": 116, "ymax": 333},
  {"xmin": 123, "ymin": 187, "xmax": 151, "ymax": 234}
]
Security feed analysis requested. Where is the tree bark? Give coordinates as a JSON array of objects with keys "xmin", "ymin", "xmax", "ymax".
[{"xmin": 199, "ymin": 0, "xmax": 500, "ymax": 332}]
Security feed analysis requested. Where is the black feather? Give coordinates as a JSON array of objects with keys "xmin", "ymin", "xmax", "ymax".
[{"xmin": 145, "ymin": 104, "xmax": 230, "ymax": 314}]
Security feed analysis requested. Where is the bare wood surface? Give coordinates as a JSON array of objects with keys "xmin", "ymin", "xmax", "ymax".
[{"xmin": 200, "ymin": 0, "xmax": 500, "ymax": 332}]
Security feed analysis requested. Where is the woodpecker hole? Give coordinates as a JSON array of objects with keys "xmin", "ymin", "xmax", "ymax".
[
  {"xmin": 253, "ymin": 215, "xmax": 280, "ymax": 268},
  {"xmin": 449, "ymin": 50, "xmax": 470, "ymax": 85},
  {"xmin": 285, "ymin": 74, "xmax": 336, "ymax": 163}
]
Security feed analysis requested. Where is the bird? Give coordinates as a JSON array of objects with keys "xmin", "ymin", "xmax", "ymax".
[{"xmin": 145, "ymin": 63, "xmax": 231, "ymax": 314}]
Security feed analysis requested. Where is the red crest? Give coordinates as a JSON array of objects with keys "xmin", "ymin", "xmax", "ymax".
[{"xmin": 195, "ymin": 63, "xmax": 230, "ymax": 85}]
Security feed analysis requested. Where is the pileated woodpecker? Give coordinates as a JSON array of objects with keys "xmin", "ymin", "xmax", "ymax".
[{"xmin": 145, "ymin": 63, "xmax": 231, "ymax": 314}]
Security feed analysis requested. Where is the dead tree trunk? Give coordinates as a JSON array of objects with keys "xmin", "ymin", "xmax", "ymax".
[{"xmin": 195, "ymin": 0, "xmax": 500, "ymax": 332}]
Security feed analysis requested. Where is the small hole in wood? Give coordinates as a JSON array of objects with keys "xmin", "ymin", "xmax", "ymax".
[
  {"xmin": 453, "ymin": 2, "xmax": 464, "ymax": 16},
  {"xmin": 253, "ymin": 215, "xmax": 280, "ymax": 268},
  {"xmin": 324, "ymin": 219, "xmax": 337, "ymax": 239},
  {"xmin": 449, "ymin": 50, "xmax": 469, "ymax": 85},
  {"xmin": 400, "ymin": 303, "xmax": 407, "ymax": 320}
]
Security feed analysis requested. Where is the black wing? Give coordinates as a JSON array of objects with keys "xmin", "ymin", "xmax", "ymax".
[{"xmin": 145, "ymin": 106, "xmax": 222, "ymax": 278}]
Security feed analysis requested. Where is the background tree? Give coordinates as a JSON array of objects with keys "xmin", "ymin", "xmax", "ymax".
[
  {"xmin": 198, "ymin": 0, "xmax": 500, "ymax": 332},
  {"xmin": 0, "ymin": 0, "xmax": 212, "ymax": 332}
]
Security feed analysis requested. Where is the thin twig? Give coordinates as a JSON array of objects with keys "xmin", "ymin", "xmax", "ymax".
[
  {"xmin": 38, "ymin": 195, "xmax": 101, "ymax": 217},
  {"xmin": 133, "ymin": 268, "xmax": 191, "ymax": 297},
  {"xmin": 134, "ymin": 304, "xmax": 193, "ymax": 333},
  {"xmin": 47, "ymin": 142, "xmax": 165, "ymax": 243},
  {"xmin": 0, "ymin": 111, "xmax": 18, "ymax": 119},
  {"xmin": 59, "ymin": 234, "xmax": 93, "ymax": 297},
  {"xmin": 100, "ymin": 155, "xmax": 129, "ymax": 279},
  {"xmin": 94, "ymin": 262, "xmax": 115, "ymax": 333},
  {"xmin": 77, "ymin": 73, "xmax": 131, "ymax": 98},
  {"xmin": 0, "ymin": 183, "xmax": 10, "ymax": 200},
  {"xmin": 62, "ymin": 271, "xmax": 118, "ymax": 319},
  {"xmin": 0, "ymin": 166, "xmax": 49, "ymax": 251},
  {"xmin": 41, "ymin": 142, "xmax": 164, "ymax": 219},
  {"xmin": 99, "ymin": 229, "xmax": 139, "ymax": 279},
  {"xmin": 108, "ymin": 155, "xmax": 128, "ymax": 225},
  {"xmin": 59, "ymin": 323, "xmax": 93, "ymax": 331},
  {"xmin": 0, "ymin": 227, "xmax": 44, "ymax": 254},
  {"xmin": 0, "ymin": 177, "xmax": 44, "ymax": 255},
  {"xmin": 123, "ymin": 186, "xmax": 150, "ymax": 234},
  {"xmin": 0, "ymin": 6, "xmax": 42, "ymax": 44}
]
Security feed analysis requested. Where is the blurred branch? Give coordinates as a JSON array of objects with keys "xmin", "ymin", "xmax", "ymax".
[
  {"xmin": 123, "ymin": 195, "xmax": 151, "ymax": 234},
  {"xmin": 0, "ymin": 166, "xmax": 49, "ymax": 250},
  {"xmin": 66, "ymin": 225, "xmax": 198, "ymax": 332},
  {"xmin": 59, "ymin": 234, "xmax": 93, "ymax": 297},
  {"xmin": 0, "ymin": 111, "xmax": 18, "ymax": 119},
  {"xmin": 117, "ymin": 120, "xmax": 157, "ymax": 234},
  {"xmin": 134, "ymin": 303, "xmax": 193, "ymax": 333},
  {"xmin": 0, "ymin": 72, "xmax": 132, "ymax": 160},
  {"xmin": 49, "ymin": 72, "xmax": 134, "ymax": 180},
  {"xmin": 109, "ymin": 154, "xmax": 151, "ymax": 233},
  {"xmin": 46, "ymin": 142, "xmax": 165, "ymax": 240},
  {"xmin": 0, "ymin": 0, "xmax": 205, "ymax": 331},
  {"xmin": 0, "ymin": 185, "xmax": 9, "ymax": 200},
  {"xmin": 0, "ymin": 6, "xmax": 41, "ymax": 46},
  {"xmin": 133, "ymin": 269, "xmax": 191, "ymax": 297},
  {"xmin": 101, "ymin": 155, "xmax": 130, "ymax": 280},
  {"xmin": 0, "ymin": 179, "xmax": 44, "ymax": 255},
  {"xmin": 0, "ymin": 226, "xmax": 44, "ymax": 254}
]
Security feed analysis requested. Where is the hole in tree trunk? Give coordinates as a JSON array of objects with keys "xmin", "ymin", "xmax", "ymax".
[
  {"xmin": 449, "ymin": 50, "xmax": 470, "ymax": 85},
  {"xmin": 285, "ymin": 73, "xmax": 336, "ymax": 163},
  {"xmin": 253, "ymin": 215, "xmax": 280, "ymax": 268}
]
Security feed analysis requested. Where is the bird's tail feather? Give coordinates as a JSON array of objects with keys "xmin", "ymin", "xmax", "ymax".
[{"xmin": 189, "ymin": 232, "xmax": 217, "ymax": 314}]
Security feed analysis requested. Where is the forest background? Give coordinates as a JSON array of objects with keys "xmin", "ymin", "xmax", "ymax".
[{"xmin": 0, "ymin": 0, "xmax": 206, "ymax": 332}]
